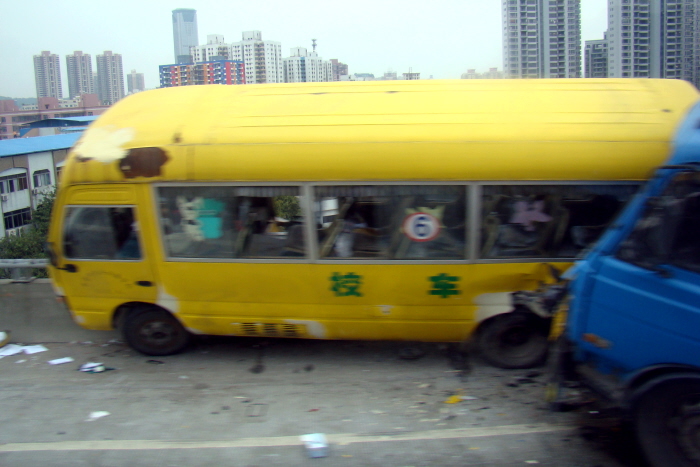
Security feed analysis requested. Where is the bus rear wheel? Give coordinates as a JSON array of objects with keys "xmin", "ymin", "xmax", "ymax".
[
  {"xmin": 122, "ymin": 307, "xmax": 191, "ymax": 356},
  {"xmin": 476, "ymin": 312, "xmax": 549, "ymax": 369},
  {"xmin": 633, "ymin": 377, "xmax": 700, "ymax": 467}
]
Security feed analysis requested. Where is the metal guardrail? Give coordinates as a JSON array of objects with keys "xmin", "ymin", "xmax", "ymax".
[{"xmin": 0, "ymin": 259, "xmax": 49, "ymax": 282}]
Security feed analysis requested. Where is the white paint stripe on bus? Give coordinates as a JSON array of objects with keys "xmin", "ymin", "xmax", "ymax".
[{"xmin": 0, "ymin": 423, "xmax": 574, "ymax": 452}]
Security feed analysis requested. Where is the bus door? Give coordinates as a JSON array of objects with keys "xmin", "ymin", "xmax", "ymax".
[
  {"xmin": 55, "ymin": 187, "xmax": 157, "ymax": 326},
  {"xmin": 579, "ymin": 171, "xmax": 700, "ymax": 369}
]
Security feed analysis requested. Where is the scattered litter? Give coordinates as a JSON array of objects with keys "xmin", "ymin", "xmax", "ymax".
[
  {"xmin": 469, "ymin": 447, "xmax": 480, "ymax": 450},
  {"xmin": 304, "ymin": 364, "xmax": 314, "ymax": 372},
  {"xmin": 85, "ymin": 411, "xmax": 110, "ymax": 422},
  {"xmin": 107, "ymin": 339, "xmax": 123, "ymax": 344},
  {"xmin": 371, "ymin": 410, "xmax": 386, "ymax": 414},
  {"xmin": 48, "ymin": 357, "xmax": 75, "ymax": 365},
  {"xmin": 444, "ymin": 395, "xmax": 463, "ymax": 404},
  {"xmin": 308, "ymin": 408, "xmax": 320, "ymax": 412},
  {"xmin": 23, "ymin": 344, "xmax": 49, "ymax": 354},
  {"xmin": 78, "ymin": 362, "xmax": 113, "ymax": 373},
  {"xmin": 301, "ymin": 433, "xmax": 328, "ymax": 458},
  {"xmin": 589, "ymin": 411, "xmax": 599, "ymax": 414},
  {"xmin": 461, "ymin": 396, "xmax": 479, "ymax": 401},
  {"xmin": 15, "ymin": 359, "xmax": 26, "ymax": 363},
  {"xmin": 81, "ymin": 341, "xmax": 93, "ymax": 345},
  {"xmin": 525, "ymin": 461, "xmax": 540, "ymax": 464},
  {"xmin": 341, "ymin": 454, "xmax": 353, "ymax": 458},
  {"xmin": 0, "ymin": 344, "xmax": 24, "ymax": 357},
  {"xmin": 146, "ymin": 359, "xmax": 164, "ymax": 364},
  {"xmin": 418, "ymin": 383, "xmax": 431, "ymax": 389}
]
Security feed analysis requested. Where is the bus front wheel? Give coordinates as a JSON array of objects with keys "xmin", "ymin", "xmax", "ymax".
[
  {"xmin": 633, "ymin": 376, "xmax": 700, "ymax": 467},
  {"xmin": 476, "ymin": 312, "xmax": 549, "ymax": 369},
  {"xmin": 121, "ymin": 307, "xmax": 191, "ymax": 356}
]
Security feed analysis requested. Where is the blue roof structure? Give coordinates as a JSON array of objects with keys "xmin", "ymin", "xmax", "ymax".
[{"xmin": 0, "ymin": 133, "xmax": 81, "ymax": 158}]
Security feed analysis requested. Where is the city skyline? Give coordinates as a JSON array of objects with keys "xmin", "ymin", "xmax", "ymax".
[{"xmin": 0, "ymin": 0, "xmax": 607, "ymax": 97}]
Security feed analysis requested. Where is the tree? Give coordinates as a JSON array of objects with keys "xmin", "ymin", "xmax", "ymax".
[
  {"xmin": 0, "ymin": 189, "xmax": 56, "ymax": 278},
  {"xmin": 274, "ymin": 195, "xmax": 301, "ymax": 220}
]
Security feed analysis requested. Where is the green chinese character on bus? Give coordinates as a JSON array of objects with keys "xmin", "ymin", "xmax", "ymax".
[
  {"xmin": 428, "ymin": 273, "xmax": 460, "ymax": 298},
  {"xmin": 330, "ymin": 272, "xmax": 363, "ymax": 297}
]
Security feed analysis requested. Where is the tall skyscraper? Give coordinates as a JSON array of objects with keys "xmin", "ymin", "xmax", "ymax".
[
  {"xmin": 229, "ymin": 31, "xmax": 283, "ymax": 84},
  {"xmin": 584, "ymin": 37, "xmax": 608, "ymax": 78},
  {"xmin": 172, "ymin": 8, "xmax": 199, "ymax": 64},
  {"xmin": 66, "ymin": 51, "xmax": 94, "ymax": 98},
  {"xmin": 96, "ymin": 51, "xmax": 124, "ymax": 105},
  {"xmin": 607, "ymin": 0, "xmax": 700, "ymax": 88},
  {"xmin": 502, "ymin": 0, "xmax": 582, "ymax": 78},
  {"xmin": 283, "ymin": 43, "xmax": 333, "ymax": 83},
  {"xmin": 127, "ymin": 69, "xmax": 145, "ymax": 94},
  {"xmin": 33, "ymin": 51, "xmax": 62, "ymax": 99}
]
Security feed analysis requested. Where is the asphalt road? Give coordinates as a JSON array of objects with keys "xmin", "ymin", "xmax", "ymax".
[{"xmin": 0, "ymin": 332, "xmax": 648, "ymax": 467}]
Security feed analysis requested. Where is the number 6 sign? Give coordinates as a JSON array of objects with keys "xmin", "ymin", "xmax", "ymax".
[{"xmin": 402, "ymin": 212, "xmax": 441, "ymax": 242}]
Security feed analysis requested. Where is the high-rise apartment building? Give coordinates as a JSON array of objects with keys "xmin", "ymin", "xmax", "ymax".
[
  {"xmin": 159, "ymin": 60, "xmax": 245, "ymax": 87},
  {"xmin": 96, "ymin": 51, "xmax": 125, "ymax": 105},
  {"xmin": 66, "ymin": 51, "xmax": 94, "ymax": 98},
  {"xmin": 502, "ymin": 0, "xmax": 582, "ymax": 78},
  {"xmin": 283, "ymin": 46, "xmax": 333, "ymax": 83},
  {"xmin": 584, "ymin": 37, "xmax": 609, "ymax": 78},
  {"xmin": 191, "ymin": 35, "xmax": 230, "ymax": 62},
  {"xmin": 127, "ymin": 70, "xmax": 145, "ymax": 94},
  {"xmin": 607, "ymin": 0, "xmax": 700, "ymax": 88},
  {"xmin": 229, "ymin": 31, "xmax": 283, "ymax": 84},
  {"xmin": 33, "ymin": 51, "xmax": 63, "ymax": 99},
  {"xmin": 329, "ymin": 59, "xmax": 348, "ymax": 81},
  {"xmin": 172, "ymin": 8, "xmax": 199, "ymax": 64}
]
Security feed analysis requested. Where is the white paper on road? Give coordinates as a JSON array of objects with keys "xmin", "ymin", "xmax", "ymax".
[
  {"xmin": 0, "ymin": 344, "xmax": 24, "ymax": 357},
  {"xmin": 22, "ymin": 345, "xmax": 48, "ymax": 354},
  {"xmin": 48, "ymin": 357, "xmax": 74, "ymax": 365},
  {"xmin": 86, "ymin": 411, "xmax": 110, "ymax": 421}
]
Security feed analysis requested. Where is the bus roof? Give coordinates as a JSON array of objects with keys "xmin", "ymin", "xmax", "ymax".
[{"xmin": 63, "ymin": 79, "xmax": 699, "ymax": 184}]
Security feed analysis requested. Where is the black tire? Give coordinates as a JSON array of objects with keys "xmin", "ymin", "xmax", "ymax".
[
  {"xmin": 121, "ymin": 307, "xmax": 191, "ymax": 356},
  {"xmin": 476, "ymin": 312, "xmax": 550, "ymax": 369},
  {"xmin": 633, "ymin": 376, "xmax": 700, "ymax": 467}
]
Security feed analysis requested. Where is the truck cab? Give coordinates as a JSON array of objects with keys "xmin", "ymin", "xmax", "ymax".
[{"xmin": 553, "ymin": 103, "xmax": 700, "ymax": 467}]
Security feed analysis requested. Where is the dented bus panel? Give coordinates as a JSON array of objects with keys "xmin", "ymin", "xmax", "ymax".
[{"xmin": 46, "ymin": 79, "xmax": 699, "ymax": 367}]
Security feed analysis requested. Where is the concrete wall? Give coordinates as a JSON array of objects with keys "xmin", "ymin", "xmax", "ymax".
[{"xmin": 0, "ymin": 279, "xmax": 119, "ymax": 343}]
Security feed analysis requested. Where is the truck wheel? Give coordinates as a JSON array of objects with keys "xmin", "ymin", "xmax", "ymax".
[
  {"xmin": 633, "ymin": 377, "xmax": 700, "ymax": 467},
  {"xmin": 122, "ymin": 307, "xmax": 191, "ymax": 356},
  {"xmin": 476, "ymin": 312, "xmax": 549, "ymax": 369}
]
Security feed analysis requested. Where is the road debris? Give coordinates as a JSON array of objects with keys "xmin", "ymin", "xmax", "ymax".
[
  {"xmin": 48, "ymin": 357, "xmax": 74, "ymax": 365},
  {"xmin": 301, "ymin": 433, "xmax": 328, "ymax": 458},
  {"xmin": 86, "ymin": 411, "xmax": 110, "ymax": 421},
  {"xmin": 78, "ymin": 362, "xmax": 114, "ymax": 373},
  {"xmin": 146, "ymin": 359, "xmax": 164, "ymax": 364}
]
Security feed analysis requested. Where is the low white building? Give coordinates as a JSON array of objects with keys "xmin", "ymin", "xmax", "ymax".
[
  {"xmin": 283, "ymin": 47, "xmax": 333, "ymax": 83},
  {"xmin": 0, "ymin": 133, "xmax": 80, "ymax": 238}
]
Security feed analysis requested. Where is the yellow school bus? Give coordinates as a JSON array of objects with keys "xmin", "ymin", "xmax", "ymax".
[{"xmin": 46, "ymin": 79, "xmax": 698, "ymax": 367}]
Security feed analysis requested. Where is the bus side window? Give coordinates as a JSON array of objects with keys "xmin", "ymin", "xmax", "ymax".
[
  {"xmin": 157, "ymin": 186, "xmax": 305, "ymax": 260},
  {"xmin": 314, "ymin": 185, "xmax": 466, "ymax": 260},
  {"xmin": 481, "ymin": 185, "xmax": 638, "ymax": 259}
]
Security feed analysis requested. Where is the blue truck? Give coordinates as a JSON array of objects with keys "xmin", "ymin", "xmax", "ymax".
[{"xmin": 549, "ymin": 101, "xmax": 700, "ymax": 467}]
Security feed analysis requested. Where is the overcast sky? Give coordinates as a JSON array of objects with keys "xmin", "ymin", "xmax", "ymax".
[{"xmin": 0, "ymin": 0, "xmax": 608, "ymax": 98}]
